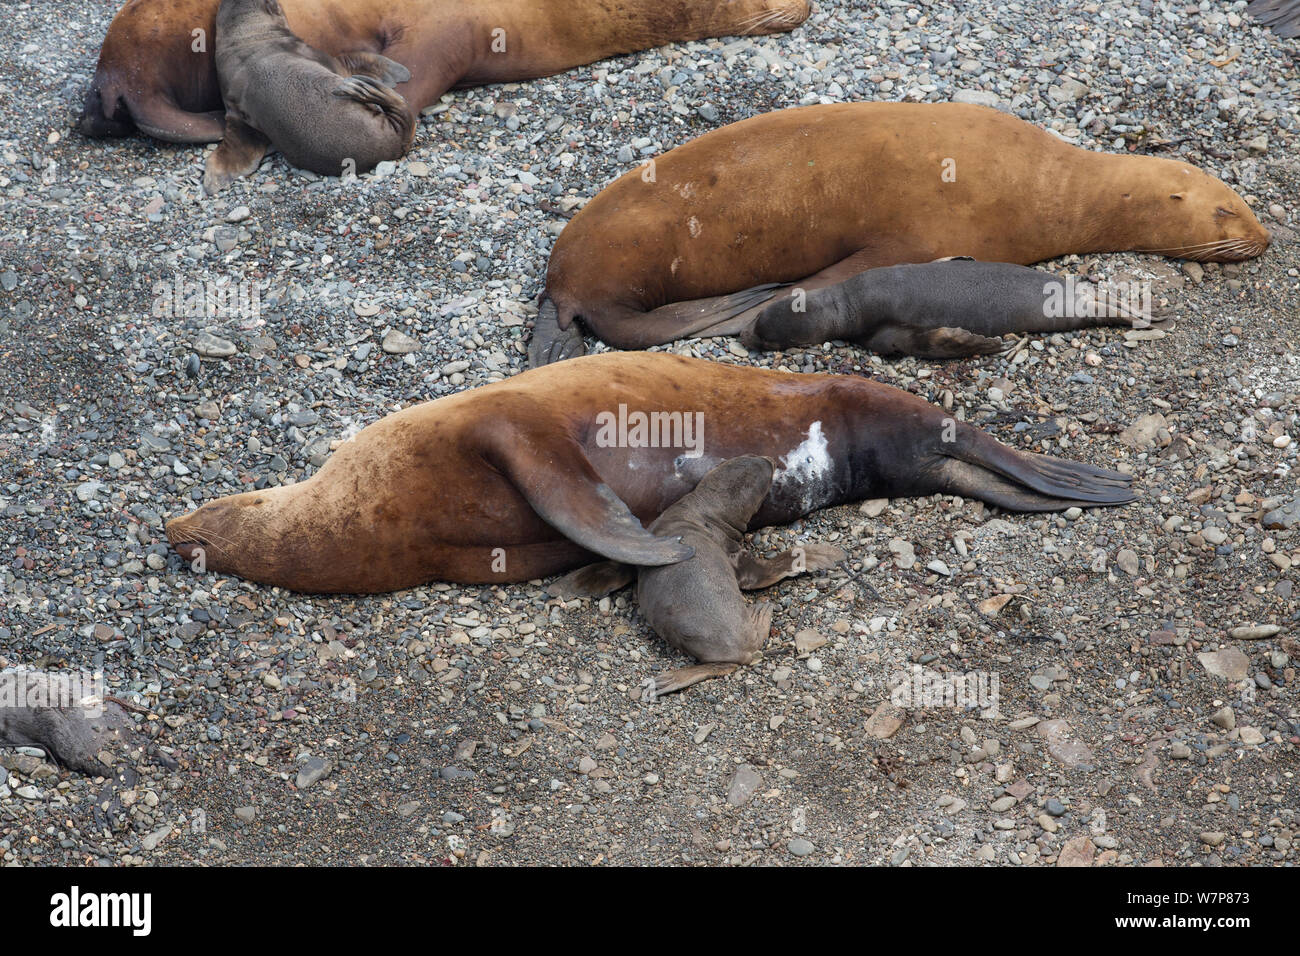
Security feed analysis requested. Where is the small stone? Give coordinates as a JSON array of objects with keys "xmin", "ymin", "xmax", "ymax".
[
  {"xmin": 234, "ymin": 806, "xmax": 256, "ymax": 823},
  {"xmin": 1045, "ymin": 798, "xmax": 1067, "ymax": 816},
  {"xmin": 1239, "ymin": 727, "xmax": 1265, "ymax": 745},
  {"xmin": 1228, "ymin": 624, "xmax": 1281, "ymax": 640},
  {"xmin": 1198, "ymin": 647, "xmax": 1250, "ymax": 681},
  {"xmin": 1116, "ymin": 549, "xmax": 1140, "ymax": 576},
  {"xmin": 296, "ymin": 755, "xmax": 332, "ymax": 789},
  {"xmin": 860, "ymin": 499, "xmax": 888, "ymax": 517},
  {"xmin": 788, "ymin": 838, "xmax": 814, "ymax": 857},
  {"xmin": 979, "ymin": 593, "xmax": 1013, "ymax": 616},
  {"xmin": 1199, "ymin": 831, "xmax": 1227, "ymax": 847},
  {"xmin": 864, "ymin": 702, "xmax": 905, "ymax": 739},
  {"xmin": 1057, "ymin": 835, "xmax": 1095, "ymax": 867},
  {"xmin": 1118, "ymin": 413, "xmax": 1167, "ymax": 450},
  {"xmin": 381, "ymin": 329, "xmax": 421, "ymax": 354},
  {"xmin": 795, "ymin": 629, "xmax": 826, "ymax": 652},
  {"xmin": 1211, "ymin": 707, "xmax": 1235, "ymax": 730},
  {"xmin": 727, "ymin": 764, "xmax": 762, "ymax": 806},
  {"xmin": 194, "ymin": 331, "xmax": 237, "ymax": 358}
]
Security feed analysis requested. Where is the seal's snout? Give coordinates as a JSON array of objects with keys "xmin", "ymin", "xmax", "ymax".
[{"xmin": 171, "ymin": 540, "xmax": 201, "ymax": 563}]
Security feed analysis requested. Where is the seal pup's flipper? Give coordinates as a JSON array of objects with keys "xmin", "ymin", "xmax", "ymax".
[
  {"xmin": 547, "ymin": 560, "xmax": 636, "ymax": 599},
  {"xmin": 865, "ymin": 324, "xmax": 1006, "ymax": 359},
  {"xmin": 643, "ymin": 602, "xmax": 774, "ymax": 699},
  {"xmin": 332, "ymin": 75, "xmax": 411, "ymax": 120},
  {"xmin": 203, "ymin": 115, "xmax": 271, "ymax": 194},
  {"xmin": 335, "ymin": 51, "xmax": 411, "ymax": 87},
  {"xmin": 489, "ymin": 431, "xmax": 694, "ymax": 566},
  {"xmin": 529, "ymin": 298, "xmax": 588, "ymax": 367},
  {"xmin": 735, "ymin": 542, "xmax": 847, "ymax": 590}
]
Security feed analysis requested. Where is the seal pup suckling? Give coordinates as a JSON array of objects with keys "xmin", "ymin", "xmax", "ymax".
[
  {"xmin": 742, "ymin": 259, "xmax": 1165, "ymax": 358},
  {"xmin": 165, "ymin": 353, "xmax": 1136, "ymax": 595},
  {"xmin": 531, "ymin": 101, "xmax": 1269, "ymax": 365},
  {"xmin": 203, "ymin": 0, "xmax": 416, "ymax": 193},
  {"xmin": 548, "ymin": 456, "xmax": 846, "ymax": 698}
]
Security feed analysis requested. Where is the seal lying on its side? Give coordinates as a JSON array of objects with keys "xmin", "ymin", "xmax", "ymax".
[
  {"xmin": 164, "ymin": 353, "xmax": 1136, "ymax": 595},
  {"xmin": 0, "ymin": 669, "xmax": 151, "ymax": 776},
  {"xmin": 532, "ymin": 101, "xmax": 1270, "ymax": 365},
  {"xmin": 204, "ymin": 0, "xmax": 416, "ymax": 192},
  {"xmin": 78, "ymin": 0, "xmax": 810, "ymax": 144},
  {"xmin": 549, "ymin": 456, "xmax": 846, "ymax": 698},
  {"xmin": 742, "ymin": 259, "xmax": 1162, "ymax": 358}
]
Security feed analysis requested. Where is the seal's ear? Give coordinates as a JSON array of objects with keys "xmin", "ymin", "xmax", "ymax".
[
  {"xmin": 1169, "ymin": 193, "xmax": 1185, "ymax": 200},
  {"xmin": 262, "ymin": 0, "xmax": 284, "ymax": 16}
]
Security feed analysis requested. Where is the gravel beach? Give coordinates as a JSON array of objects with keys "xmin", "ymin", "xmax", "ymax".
[{"xmin": 1, "ymin": 0, "xmax": 1298, "ymax": 866}]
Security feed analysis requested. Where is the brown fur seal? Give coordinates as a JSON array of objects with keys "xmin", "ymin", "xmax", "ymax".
[
  {"xmin": 549, "ymin": 456, "xmax": 846, "ymax": 698},
  {"xmin": 164, "ymin": 353, "xmax": 1134, "ymax": 594},
  {"xmin": 531, "ymin": 102, "xmax": 1270, "ymax": 364},
  {"xmin": 204, "ymin": 0, "xmax": 416, "ymax": 192},
  {"xmin": 78, "ymin": 0, "xmax": 810, "ymax": 143},
  {"xmin": 742, "ymin": 258, "xmax": 1162, "ymax": 358}
]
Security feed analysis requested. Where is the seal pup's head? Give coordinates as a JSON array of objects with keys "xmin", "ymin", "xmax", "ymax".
[{"xmin": 1123, "ymin": 160, "xmax": 1270, "ymax": 261}]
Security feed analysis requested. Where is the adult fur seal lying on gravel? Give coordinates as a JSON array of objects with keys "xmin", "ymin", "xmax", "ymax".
[
  {"xmin": 78, "ymin": 0, "xmax": 811, "ymax": 144},
  {"xmin": 549, "ymin": 456, "xmax": 847, "ymax": 698},
  {"xmin": 203, "ymin": 0, "xmax": 416, "ymax": 192},
  {"xmin": 741, "ymin": 259, "xmax": 1163, "ymax": 358},
  {"xmin": 165, "ymin": 353, "xmax": 1135, "ymax": 594},
  {"xmin": 531, "ymin": 101, "xmax": 1270, "ymax": 364}
]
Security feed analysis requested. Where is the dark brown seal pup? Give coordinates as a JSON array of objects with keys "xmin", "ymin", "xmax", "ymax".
[
  {"xmin": 165, "ymin": 353, "xmax": 1134, "ymax": 594},
  {"xmin": 550, "ymin": 456, "xmax": 846, "ymax": 698},
  {"xmin": 204, "ymin": 0, "xmax": 416, "ymax": 192},
  {"xmin": 0, "ymin": 669, "xmax": 147, "ymax": 776},
  {"xmin": 78, "ymin": 0, "xmax": 811, "ymax": 143},
  {"xmin": 531, "ymin": 102, "xmax": 1270, "ymax": 364},
  {"xmin": 742, "ymin": 259, "xmax": 1160, "ymax": 358}
]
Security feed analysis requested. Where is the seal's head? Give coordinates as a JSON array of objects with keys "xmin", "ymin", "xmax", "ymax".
[
  {"xmin": 1126, "ymin": 161, "xmax": 1271, "ymax": 261},
  {"xmin": 166, "ymin": 490, "xmax": 290, "ymax": 583}
]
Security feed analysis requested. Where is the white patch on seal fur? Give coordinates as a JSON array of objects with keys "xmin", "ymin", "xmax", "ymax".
[{"xmin": 774, "ymin": 421, "xmax": 833, "ymax": 510}]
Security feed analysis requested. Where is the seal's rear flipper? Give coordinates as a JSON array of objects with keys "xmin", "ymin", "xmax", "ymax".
[
  {"xmin": 940, "ymin": 431, "xmax": 1135, "ymax": 511},
  {"xmin": 866, "ymin": 325, "xmax": 1005, "ymax": 359},
  {"xmin": 529, "ymin": 298, "xmax": 587, "ymax": 367},
  {"xmin": 203, "ymin": 116, "xmax": 270, "ymax": 194},
  {"xmin": 643, "ymin": 662, "xmax": 739, "ymax": 699},
  {"xmin": 336, "ymin": 51, "xmax": 411, "ymax": 87},
  {"xmin": 547, "ymin": 560, "xmax": 636, "ymax": 599},
  {"xmin": 598, "ymin": 284, "xmax": 786, "ymax": 348},
  {"xmin": 736, "ymin": 542, "xmax": 847, "ymax": 590},
  {"xmin": 490, "ymin": 431, "xmax": 694, "ymax": 565},
  {"xmin": 126, "ymin": 96, "xmax": 227, "ymax": 144}
]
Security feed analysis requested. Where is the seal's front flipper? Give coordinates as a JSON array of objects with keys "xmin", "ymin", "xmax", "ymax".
[
  {"xmin": 336, "ymin": 51, "xmax": 411, "ymax": 87},
  {"xmin": 594, "ymin": 284, "xmax": 786, "ymax": 348},
  {"xmin": 490, "ymin": 431, "xmax": 694, "ymax": 566},
  {"xmin": 736, "ymin": 542, "xmax": 847, "ymax": 590},
  {"xmin": 203, "ymin": 116, "xmax": 270, "ymax": 194},
  {"xmin": 866, "ymin": 324, "xmax": 1005, "ymax": 359},
  {"xmin": 529, "ymin": 298, "xmax": 587, "ymax": 367},
  {"xmin": 547, "ymin": 560, "xmax": 636, "ymax": 599},
  {"xmin": 643, "ymin": 663, "xmax": 739, "ymax": 699}
]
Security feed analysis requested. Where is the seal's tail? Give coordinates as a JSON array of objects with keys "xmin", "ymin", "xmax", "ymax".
[{"xmin": 938, "ymin": 428, "xmax": 1134, "ymax": 511}]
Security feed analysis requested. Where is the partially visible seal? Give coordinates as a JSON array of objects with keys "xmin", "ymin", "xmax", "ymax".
[
  {"xmin": 550, "ymin": 456, "xmax": 846, "ymax": 698},
  {"xmin": 78, "ymin": 0, "xmax": 810, "ymax": 144},
  {"xmin": 165, "ymin": 352, "xmax": 1134, "ymax": 594},
  {"xmin": 742, "ymin": 259, "xmax": 1162, "ymax": 358},
  {"xmin": 0, "ymin": 669, "xmax": 150, "ymax": 777},
  {"xmin": 204, "ymin": 0, "xmax": 415, "ymax": 192},
  {"xmin": 532, "ymin": 102, "xmax": 1270, "ymax": 364}
]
